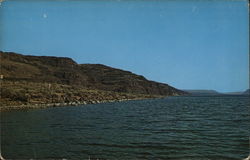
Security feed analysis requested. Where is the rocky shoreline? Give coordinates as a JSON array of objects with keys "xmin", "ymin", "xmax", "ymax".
[
  {"xmin": 1, "ymin": 80, "xmax": 168, "ymax": 112},
  {"xmin": 0, "ymin": 97, "xmax": 157, "ymax": 112}
]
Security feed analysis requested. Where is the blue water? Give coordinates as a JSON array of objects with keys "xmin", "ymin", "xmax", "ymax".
[{"xmin": 1, "ymin": 96, "xmax": 250, "ymax": 159}]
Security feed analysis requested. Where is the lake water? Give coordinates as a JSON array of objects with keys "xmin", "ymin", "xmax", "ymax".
[{"xmin": 1, "ymin": 96, "xmax": 250, "ymax": 160}]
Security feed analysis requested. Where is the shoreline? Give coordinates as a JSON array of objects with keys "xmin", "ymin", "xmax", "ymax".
[{"xmin": 0, "ymin": 97, "xmax": 163, "ymax": 112}]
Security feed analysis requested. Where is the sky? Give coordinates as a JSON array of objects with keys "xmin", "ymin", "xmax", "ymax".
[{"xmin": 0, "ymin": 0, "xmax": 249, "ymax": 92}]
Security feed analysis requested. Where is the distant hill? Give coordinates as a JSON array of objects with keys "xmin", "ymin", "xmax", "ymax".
[
  {"xmin": 225, "ymin": 92, "xmax": 242, "ymax": 95},
  {"xmin": 224, "ymin": 89, "xmax": 250, "ymax": 95},
  {"xmin": 183, "ymin": 90, "xmax": 221, "ymax": 96},
  {"xmin": 242, "ymin": 89, "xmax": 250, "ymax": 95},
  {"xmin": 185, "ymin": 89, "xmax": 250, "ymax": 96}
]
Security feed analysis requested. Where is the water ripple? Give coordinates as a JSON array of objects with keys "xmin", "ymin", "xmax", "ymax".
[{"xmin": 1, "ymin": 96, "xmax": 249, "ymax": 159}]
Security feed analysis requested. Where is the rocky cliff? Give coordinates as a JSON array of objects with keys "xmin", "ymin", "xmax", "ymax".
[
  {"xmin": 0, "ymin": 51, "xmax": 186, "ymax": 109},
  {"xmin": 1, "ymin": 51, "xmax": 185, "ymax": 95}
]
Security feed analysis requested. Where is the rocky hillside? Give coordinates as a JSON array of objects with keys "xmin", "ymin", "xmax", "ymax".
[
  {"xmin": 1, "ymin": 51, "xmax": 185, "ymax": 96},
  {"xmin": 0, "ymin": 51, "xmax": 186, "ymax": 110}
]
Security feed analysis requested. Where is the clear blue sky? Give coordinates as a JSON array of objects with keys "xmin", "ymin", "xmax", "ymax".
[{"xmin": 0, "ymin": 0, "xmax": 249, "ymax": 92}]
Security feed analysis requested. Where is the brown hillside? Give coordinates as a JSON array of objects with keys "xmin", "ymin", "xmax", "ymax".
[{"xmin": 0, "ymin": 51, "xmax": 186, "ymax": 96}]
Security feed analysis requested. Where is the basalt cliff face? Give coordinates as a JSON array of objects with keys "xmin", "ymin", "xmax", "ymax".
[{"xmin": 0, "ymin": 51, "xmax": 186, "ymax": 109}]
